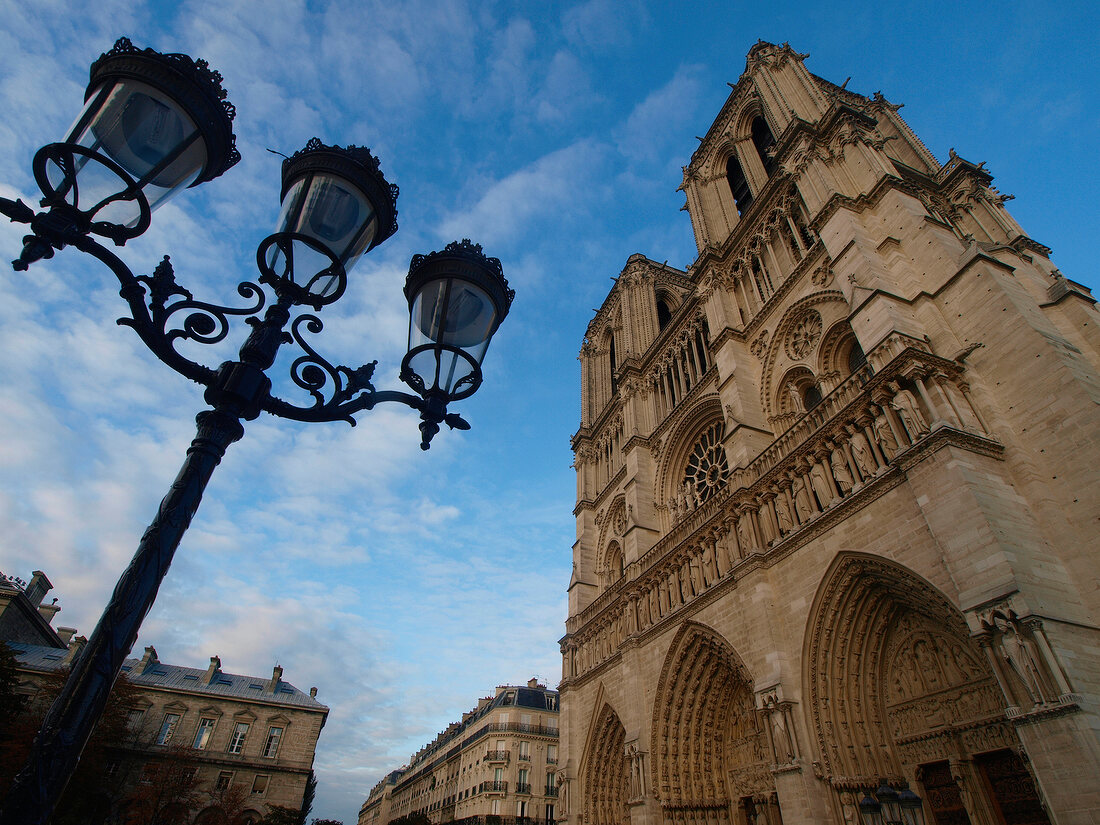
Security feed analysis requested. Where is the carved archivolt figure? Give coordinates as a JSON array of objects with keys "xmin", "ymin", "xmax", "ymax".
[
  {"xmin": 891, "ymin": 387, "xmax": 927, "ymax": 440},
  {"xmin": 792, "ymin": 475, "xmax": 814, "ymax": 521},
  {"xmin": 829, "ymin": 445, "xmax": 854, "ymax": 495},
  {"xmin": 849, "ymin": 430, "xmax": 877, "ymax": 479},
  {"xmin": 874, "ymin": 411, "xmax": 899, "ymax": 459}
]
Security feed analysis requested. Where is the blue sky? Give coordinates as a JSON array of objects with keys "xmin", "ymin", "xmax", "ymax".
[{"xmin": 0, "ymin": 1, "xmax": 1096, "ymax": 821}]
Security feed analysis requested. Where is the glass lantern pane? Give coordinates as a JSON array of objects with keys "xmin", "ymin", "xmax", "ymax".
[
  {"xmin": 66, "ymin": 78, "xmax": 206, "ymax": 219},
  {"xmin": 410, "ymin": 278, "xmax": 497, "ymax": 351},
  {"xmin": 276, "ymin": 173, "xmax": 377, "ymax": 273}
]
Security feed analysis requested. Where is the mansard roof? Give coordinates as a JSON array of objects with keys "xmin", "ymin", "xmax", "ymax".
[{"xmin": 10, "ymin": 642, "xmax": 327, "ymax": 711}]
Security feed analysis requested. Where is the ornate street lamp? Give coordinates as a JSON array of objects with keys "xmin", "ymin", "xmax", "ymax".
[{"xmin": 0, "ymin": 38, "xmax": 512, "ymax": 825}]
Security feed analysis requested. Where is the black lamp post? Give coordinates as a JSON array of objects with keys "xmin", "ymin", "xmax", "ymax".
[
  {"xmin": 0, "ymin": 38, "xmax": 512, "ymax": 825},
  {"xmin": 858, "ymin": 780, "xmax": 927, "ymax": 825}
]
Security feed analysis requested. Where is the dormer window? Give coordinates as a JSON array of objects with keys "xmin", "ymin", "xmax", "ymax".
[
  {"xmin": 726, "ymin": 154, "xmax": 752, "ymax": 216},
  {"xmin": 751, "ymin": 116, "xmax": 777, "ymax": 176}
]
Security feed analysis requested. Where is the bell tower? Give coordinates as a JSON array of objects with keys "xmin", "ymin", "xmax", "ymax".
[{"xmin": 561, "ymin": 40, "xmax": 1100, "ymax": 825}]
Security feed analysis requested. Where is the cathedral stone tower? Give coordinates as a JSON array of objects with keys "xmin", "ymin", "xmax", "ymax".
[{"xmin": 560, "ymin": 42, "xmax": 1100, "ymax": 825}]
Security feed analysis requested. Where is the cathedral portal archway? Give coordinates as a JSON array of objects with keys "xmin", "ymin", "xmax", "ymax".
[
  {"xmin": 805, "ymin": 553, "xmax": 1050, "ymax": 824},
  {"xmin": 582, "ymin": 703, "xmax": 628, "ymax": 825},
  {"xmin": 651, "ymin": 623, "xmax": 775, "ymax": 825}
]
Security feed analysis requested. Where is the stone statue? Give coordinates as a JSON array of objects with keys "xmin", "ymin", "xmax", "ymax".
[
  {"xmin": 830, "ymin": 445, "xmax": 854, "ymax": 495},
  {"xmin": 702, "ymin": 542, "xmax": 718, "ymax": 582},
  {"xmin": 737, "ymin": 514, "xmax": 756, "ymax": 554},
  {"xmin": 689, "ymin": 553, "xmax": 705, "ymax": 593},
  {"xmin": 792, "ymin": 475, "xmax": 814, "ymax": 522},
  {"xmin": 768, "ymin": 703, "xmax": 795, "ymax": 764},
  {"xmin": 995, "ymin": 614, "xmax": 1052, "ymax": 705},
  {"xmin": 775, "ymin": 493, "xmax": 794, "ymax": 535},
  {"xmin": 849, "ymin": 430, "xmax": 877, "ymax": 479},
  {"xmin": 809, "ymin": 461, "xmax": 835, "ymax": 508},
  {"xmin": 787, "ymin": 382, "xmax": 804, "ymax": 412},
  {"xmin": 891, "ymin": 387, "xmax": 927, "ymax": 441},
  {"xmin": 680, "ymin": 557, "xmax": 694, "ymax": 598},
  {"xmin": 874, "ymin": 411, "xmax": 899, "ymax": 460}
]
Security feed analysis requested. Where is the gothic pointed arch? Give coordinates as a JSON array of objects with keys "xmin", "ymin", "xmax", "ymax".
[
  {"xmin": 759, "ymin": 290, "xmax": 847, "ymax": 419},
  {"xmin": 650, "ymin": 622, "xmax": 773, "ymax": 825},
  {"xmin": 804, "ymin": 553, "xmax": 1047, "ymax": 823},
  {"xmin": 655, "ymin": 398, "xmax": 729, "ymax": 517},
  {"xmin": 580, "ymin": 698, "xmax": 628, "ymax": 825}
]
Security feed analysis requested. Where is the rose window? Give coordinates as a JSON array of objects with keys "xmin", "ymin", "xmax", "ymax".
[
  {"xmin": 683, "ymin": 422, "xmax": 730, "ymax": 503},
  {"xmin": 786, "ymin": 309, "xmax": 822, "ymax": 360}
]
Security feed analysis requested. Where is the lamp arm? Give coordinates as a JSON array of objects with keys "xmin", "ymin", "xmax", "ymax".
[
  {"xmin": 257, "ymin": 311, "xmax": 471, "ymax": 445},
  {"xmin": 262, "ymin": 388, "xmax": 426, "ymax": 423},
  {"xmin": 71, "ymin": 234, "xmax": 269, "ymax": 388}
]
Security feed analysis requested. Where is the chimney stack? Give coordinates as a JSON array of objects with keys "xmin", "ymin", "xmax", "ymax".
[
  {"xmin": 56, "ymin": 627, "xmax": 77, "ymax": 645},
  {"xmin": 204, "ymin": 655, "xmax": 221, "ymax": 685},
  {"xmin": 38, "ymin": 598, "xmax": 61, "ymax": 625},
  {"xmin": 24, "ymin": 571, "xmax": 52, "ymax": 608},
  {"xmin": 268, "ymin": 664, "xmax": 283, "ymax": 693},
  {"xmin": 63, "ymin": 635, "xmax": 88, "ymax": 666}
]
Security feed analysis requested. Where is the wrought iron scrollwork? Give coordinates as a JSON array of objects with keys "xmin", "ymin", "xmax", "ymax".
[
  {"xmin": 111, "ymin": 253, "xmax": 265, "ymax": 386},
  {"xmin": 289, "ymin": 314, "xmax": 372, "ymax": 416}
]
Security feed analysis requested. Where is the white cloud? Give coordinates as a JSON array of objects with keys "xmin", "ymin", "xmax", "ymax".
[
  {"xmin": 615, "ymin": 63, "xmax": 705, "ymax": 162},
  {"xmin": 437, "ymin": 139, "xmax": 604, "ymax": 247}
]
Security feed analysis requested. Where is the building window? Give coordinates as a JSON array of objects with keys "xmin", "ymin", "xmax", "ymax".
[
  {"xmin": 547, "ymin": 744, "xmax": 557, "ymax": 764},
  {"xmin": 193, "ymin": 717, "xmax": 216, "ymax": 750},
  {"xmin": 683, "ymin": 421, "xmax": 731, "ymax": 504},
  {"xmin": 126, "ymin": 709, "xmax": 145, "ymax": 732},
  {"xmin": 546, "ymin": 771, "xmax": 557, "ymax": 791},
  {"xmin": 847, "ymin": 339, "xmax": 867, "ymax": 374},
  {"xmin": 802, "ymin": 383, "xmax": 822, "ymax": 411},
  {"xmin": 156, "ymin": 713, "xmax": 180, "ymax": 746},
  {"xmin": 228, "ymin": 722, "xmax": 250, "ymax": 754},
  {"xmin": 546, "ymin": 804, "xmax": 554, "ymax": 824},
  {"xmin": 656, "ymin": 299, "xmax": 672, "ymax": 331},
  {"xmin": 251, "ymin": 775, "xmax": 269, "ymax": 796},
  {"xmin": 216, "ymin": 771, "xmax": 234, "ymax": 791},
  {"xmin": 492, "ymin": 800, "xmax": 501, "ymax": 815},
  {"xmin": 751, "ymin": 115, "xmax": 777, "ymax": 176},
  {"xmin": 726, "ymin": 154, "xmax": 752, "ymax": 216},
  {"xmin": 519, "ymin": 741, "xmax": 530, "ymax": 760},
  {"xmin": 262, "ymin": 726, "xmax": 284, "ymax": 758}
]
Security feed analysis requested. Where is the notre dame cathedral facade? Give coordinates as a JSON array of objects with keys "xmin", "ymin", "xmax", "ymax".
[{"xmin": 558, "ymin": 42, "xmax": 1100, "ymax": 825}]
